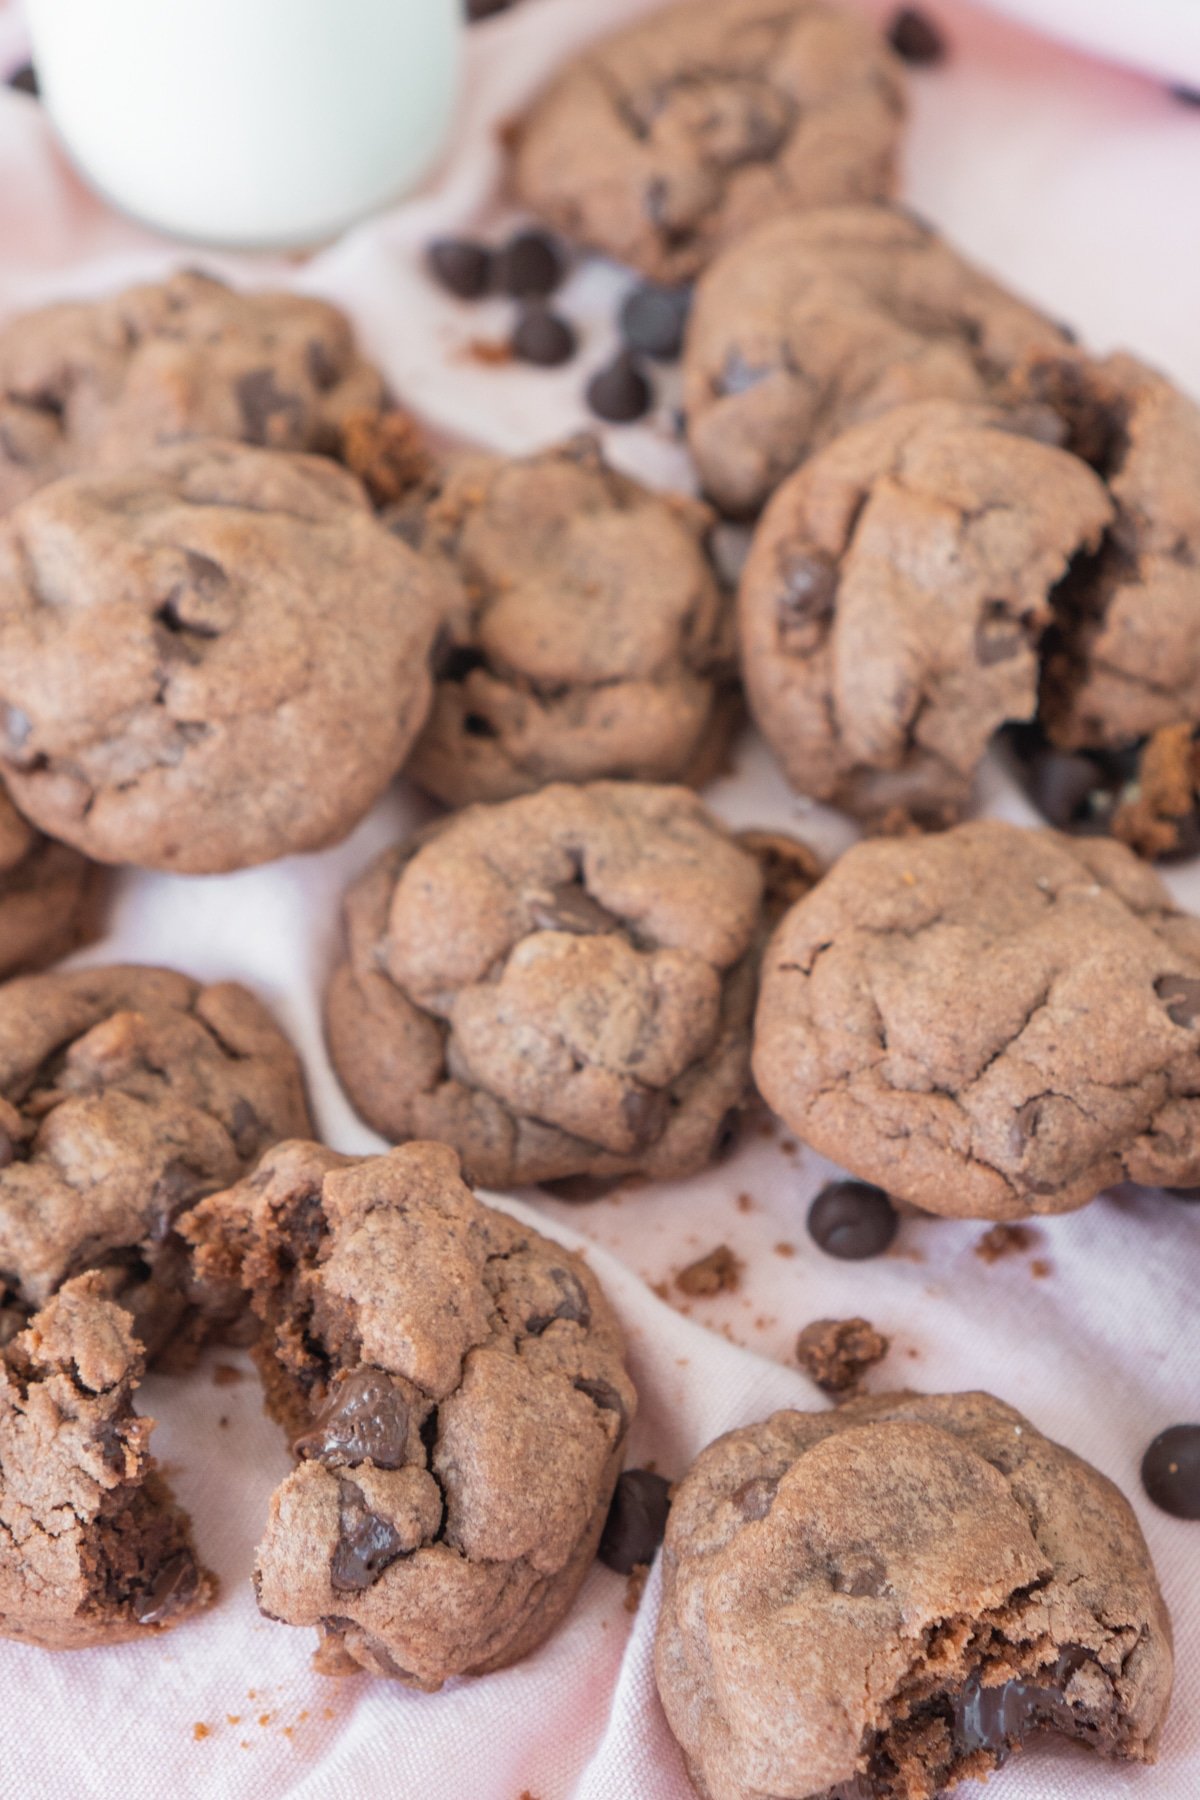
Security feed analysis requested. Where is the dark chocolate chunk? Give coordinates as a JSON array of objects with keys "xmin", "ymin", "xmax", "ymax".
[
  {"xmin": 731, "ymin": 1475, "xmax": 777, "ymax": 1520},
  {"xmin": 618, "ymin": 283, "xmax": 692, "ymax": 362},
  {"xmin": 294, "ymin": 1368, "xmax": 411, "ymax": 1470},
  {"xmin": 886, "ymin": 7, "xmax": 948, "ymax": 64},
  {"xmin": 1002, "ymin": 723, "xmax": 1115, "ymax": 833},
  {"xmin": 330, "ymin": 1478, "xmax": 407, "ymax": 1592},
  {"xmin": 954, "ymin": 1647, "xmax": 1094, "ymax": 1757},
  {"xmin": 621, "ymin": 1085, "xmax": 669, "ymax": 1148},
  {"xmin": 1141, "ymin": 1424, "xmax": 1200, "ymax": 1518},
  {"xmin": 427, "ymin": 237, "xmax": 493, "ymax": 300},
  {"xmin": 235, "ymin": 368, "xmax": 304, "ymax": 445},
  {"xmin": 133, "ymin": 1549, "xmax": 200, "ymax": 1625},
  {"xmin": 495, "ymin": 228, "xmax": 565, "ymax": 299},
  {"xmin": 807, "ymin": 1181, "xmax": 898, "ymax": 1260},
  {"xmin": 573, "ymin": 1376, "xmax": 628, "ymax": 1430},
  {"xmin": 528, "ymin": 879, "xmax": 621, "ymax": 936},
  {"xmin": 598, "ymin": 1468, "xmax": 672, "ymax": 1574},
  {"xmin": 6, "ymin": 62, "xmax": 38, "ymax": 97},
  {"xmin": 512, "ymin": 304, "xmax": 577, "ymax": 367},
  {"xmin": 831, "ymin": 1552, "xmax": 887, "ymax": 1597},
  {"xmin": 1156, "ymin": 974, "xmax": 1200, "ymax": 1028},
  {"xmin": 525, "ymin": 1265, "xmax": 592, "ymax": 1335},
  {"xmin": 586, "ymin": 351, "xmax": 653, "ymax": 423}
]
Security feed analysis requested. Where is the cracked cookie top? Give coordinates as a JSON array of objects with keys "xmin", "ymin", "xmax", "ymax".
[
  {"xmin": 0, "ymin": 963, "xmax": 312, "ymax": 1356},
  {"xmin": 656, "ymin": 1389, "xmax": 1172, "ymax": 1800},
  {"xmin": 182, "ymin": 1139, "xmax": 635, "ymax": 1687},
  {"xmin": 512, "ymin": 0, "xmax": 905, "ymax": 284},
  {"xmin": 684, "ymin": 206, "xmax": 1070, "ymax": 515},
  {"xmin": 0, "ymin": 439, "xmax": 455, "ymax": 873},
  {"xmin": 754, "ymin": 820, "xmax": 1200, "ymax": 1218},
  {"xmin": 738, "ymin": 400, "xmax": 1114, "ymax": 824},
  {"xmin": 0, "ymin": 1272, "xmax": 216, "ymax": 1649},
  {"xmin": 402, "ymin": 437, "xmax": 734, "ymax": 807},
  {"xmin": 0, "ymin": 786, "xmax": 104, "ymax": 980},
  {"xmin": 1011, "ymin": 350, "xmax": 1200, "ymax": 753},
  {"xmin": 325, "ymin": 782, "xmax": 764, "ymax": 1189},
  {"xmin": 0, "ymin": 269, "xmax": 383, "ymax": 518}
]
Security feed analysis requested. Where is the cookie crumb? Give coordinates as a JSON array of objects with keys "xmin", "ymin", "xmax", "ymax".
[
  {"xmin": 624, "ymin": 1563, "xmax": 650, "ymax": 1612},
  {"xmin": 226, "ymin": 1715, "xmax": 241, "ymax": 1726},
  {"xmin": 676, "ymin": 1244, "xmax": 742, "ymax": 1297},
  {"xmin": 975, "ymin": 1223, "xmax": 1036, "ymax": 1263},
  {"xmin": 218, "ymin": 1414, "xmax": 229, "ymax": 1428},
  {"xmin": 735, "ymin": 1191, "xmax": 754, "ymax": 1213},
  {"xmin": 773, "ymin": 1241, "xmax": 796, "ymax": 1258},
  {"xmin": 465, "ymin": 336, "xmax": 514, "ymax": 366},
  {"xmin": 1111, "ymin": 724, "xmax": 1199, "ymax": 861},
  {"xmin": 796, "ymin": 1317, "xmax": 890, "ymax": 1398},
  {"xmin": 340, "ymin": 406, "xmax": 432, "ymax": 507},
  {"xmin": 1030, "ymin": 1258, "xmax": 1053, "ymax": 1279},
  {"xmin": 651, "ymin": 1280, "xmax": 670, "ymax": 1302},
  {"xmin": 193, "ymin": 1723, "xmax": 211, "ymax": 1742},
  {"xmin": 212, "ymin": 1362, "xmax": 243, "ymax": 1387}
]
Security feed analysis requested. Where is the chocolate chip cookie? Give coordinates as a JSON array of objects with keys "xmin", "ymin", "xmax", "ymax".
[
  {"xmin": 0, "ymin": 964, "xmax": 311, "ymax": 1357},
  {"xmin": 403, "ymin": 437, "xmax": 733, "ymax": 806},
  {"xmin": 326, "ymin": 782, "xmax": 764, "ymax": 1189},
  {"xmin": 684, "ymin": 206, "xmax": 1071, "ymax": 515},
  {"xmin": 656, "ymin": 1389, "xmax": 1173, "ymax": 1800},
  {"xmin": 183, "ymin": 1139, "xmax": 635, "ymax": 1687},
  {"xmin": 1011, "ymin": 350, "xmax": 1200, "ymax": 753},
  {"xmin": 0, "ymin": 440, "xmax": 454, "ymax": 873},
  {"xmin": 0, "ymin": 1273, "xmax": 215, "ymax": 1648},
  {"xmin": 0, "ymin": 269, "xmax": 383, "ymax": 517},
  {"xmin": 738, "ymin": 400, "xmax": 1113, "ymax": 823},
  {"xmin": 512, "ymin": 0, "xmax": 905, "ymax": 283},
  {"xmin": 0, "ymin": 786, "xmax": 104, "ymax": 980},
  {"xmin": 754, "ymin": 821, "xmax": 1200, "ymax": 1218}
]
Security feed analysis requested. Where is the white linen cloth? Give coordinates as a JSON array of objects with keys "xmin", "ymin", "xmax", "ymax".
[{"xmin": 0, "ymin": 1, "xmax": 1197, "ymax": 1795}]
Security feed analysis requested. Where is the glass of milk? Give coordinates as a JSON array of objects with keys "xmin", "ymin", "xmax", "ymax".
[{"xmin": 22, "ymin": 0, "xmax": 463, "ymax": 247}]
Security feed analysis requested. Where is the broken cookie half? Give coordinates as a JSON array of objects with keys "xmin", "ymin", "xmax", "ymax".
[
  {"xmin": 183, "ymin": 1139, "xmax": 636, "ymax": 1688},
  {"xmin": 656, "ymin": 1390, "xmax": 1172, "ymax": 1800},
  {"xmin": 0, "ymin": 1273, "xmax": 215, "ymax": 1648}
]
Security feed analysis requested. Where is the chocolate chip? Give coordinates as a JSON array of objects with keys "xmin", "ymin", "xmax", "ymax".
[
  {"xmin": 598, "ymin": 1469, "xmax": 672, "ymax": 1574},
  {"xmin": 1155, "ymin": 974, "xmax": 1200, "ymax": 1028},
  {"xmin": 831, "ymin": 1552, "xmax": 887, "ymax": 1597},
  {"xmin": 807, "ymin": 1181, "xmax": 898, "ymax": 1260},
  {"xmin": 618, "ymin": 283, "xmax": 691, "ymax": 362},
  {"xmin": 133, "ymin": 1549, "xmax": 199, "ymax": 1625},
  {"xmin": 294, "ymin": 1369, "xmax": 411, "ymax": 1469},
  {"xmin": 621, "ymin": 1085, "xmax": 669, "ymax": 1148},
  {"xmin": 775, "ymin": 548, "xmax": 837, "ymax": 650},
  {"xmin": 1170, "ymin": 84, "xmax": 1200, "ymax": 106},
  {"xmin": 230, "ymin": 1096, "xmax": 262, "ymax": 1159},
  {"xmin": 330, "ymin": 1478, "xmax": 407, "ymax": 1592},
  {"xmin": 886, "ymin": 7, "xmax": 948, "ymax": 64},
  {"xmin": 573, "ymin": 1376, "xmax": 628, "ymax": 1431},
  {"xmin": 236, "ymin": 368, "xmax": 304, "ymax": 445},
  {"xmin": 525, "ymin": 1265, "xmax": 592, "ymax": 1335},
  {"xmin": 586, "ymin": 352, "xmax": 653, "ymax": 424},
  {"xmin": 1141, "ymin": 1423, "xmax": 1200, "ymax": 1518},
  {"xmin": 975, "ymin": 600, "xmax": 1027, "ymax": 667},
  {"xmin": 954, "ymin": 1648, "xmax": 1094, "ymax": 1754},
  {"xmin": 512, "ymin": 305, "xmax": 576, "ymax": 367},
  {"xmin": 731, "ymin": 1475, "xmax": 776, "ymax": 1520},
  {"xmin": 528, "ymin": 880, "xmax": 620, "ymax": 935},
  {"xmin": 427, "ymin": 238, "xmax": 493, "ymax": 300},
  {"xmin": 495, "ymin": 228, "xmax": 565, "ymax": 299},
  {"xmin": 305, "ymin": 337, "xmax": 342, "ymax": 391},
  {"xmin": 149, "ymin": 1159, "xmax": 208, "ymax": 1236},
  {"xmin": 6, "ymin": 63, "xmax": 38, "ymax": 97}
]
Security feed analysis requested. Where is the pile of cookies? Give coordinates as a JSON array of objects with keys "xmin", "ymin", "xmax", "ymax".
[{"xmin": 0, "ymin": 1, "xmax": 1194, "ymax": 1795}]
